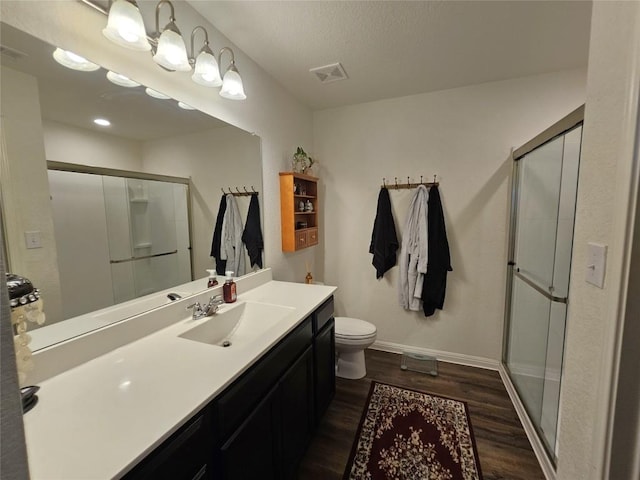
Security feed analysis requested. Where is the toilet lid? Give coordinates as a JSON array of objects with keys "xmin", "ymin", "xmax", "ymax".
[{"xmin": 334, "ymin": 317, "xmax": 377, "ymax": 338}]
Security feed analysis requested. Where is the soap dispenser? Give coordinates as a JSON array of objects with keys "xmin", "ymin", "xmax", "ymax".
[
  {"xmin": 207, "ymin": 269, "xmax": 218, "ymax": 288},
  {"xmin": 223, "ymin": 271, "xmax": 237, "ymax": 303}
]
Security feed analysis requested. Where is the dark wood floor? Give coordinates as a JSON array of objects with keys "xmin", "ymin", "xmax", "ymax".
[{"xmin": 298, "ymin": 349, "xmax": 544, "ymax": 480}]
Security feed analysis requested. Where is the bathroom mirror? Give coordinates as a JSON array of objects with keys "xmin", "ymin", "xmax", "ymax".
[{"xmin": 0, "ymin": 23, "xmax": 264, "ymax": 349}]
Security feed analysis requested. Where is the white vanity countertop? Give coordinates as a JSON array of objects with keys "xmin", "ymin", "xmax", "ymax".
[{"xmin": 23, "ymin": 280, "xmax": 336, "ymax": 480}]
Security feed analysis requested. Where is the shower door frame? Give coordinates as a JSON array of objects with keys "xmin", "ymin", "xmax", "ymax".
[{"xmin": 501, "ymin": 105, "xmax": 584, "ymax": 470}]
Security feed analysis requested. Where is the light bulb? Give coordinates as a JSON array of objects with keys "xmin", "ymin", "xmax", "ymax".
[
  {"xmin": 102, "ymin": 0, "xmax": 151, "ymax": 51},
  {"xmin": 106, "ymin": 71, "xmax": 140, "ymax": 88},
  {"xmin": 219, "ymin": 66, "xmax": 246, "ymax": 100},
  {"xmin": 152, "ymin": 24, "xmax": 191, "ymax": 72},
  {"xmin": 145, "ymin": 88, "xmax": 171, "ymax": 100},
  {"xmin": 52, "ymin": 48, "xmax": 100, "ymax": 72},
  {"xmin": 192, "ymin": 50, "xmax": 222, "ymax": 87}
]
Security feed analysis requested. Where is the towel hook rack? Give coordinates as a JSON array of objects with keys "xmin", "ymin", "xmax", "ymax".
[{"xmin": 380, "ymin": 174, "xmax": 439, "ymax": 190}]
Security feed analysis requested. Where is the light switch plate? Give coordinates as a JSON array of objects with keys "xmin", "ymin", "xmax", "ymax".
[
  {"xmin": 24, "ymin": 231, "xmax": 42, "ymax": 249},
  {"xmin": 585, "ymin": 242, "xmax": 607, "ymax": 288}
]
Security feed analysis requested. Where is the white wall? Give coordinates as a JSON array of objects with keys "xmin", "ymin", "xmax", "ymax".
[
  {"xmin": 43, "ymin": 120, "xmax": 143, "ymax": 171},
  {"xmin": 314, "ymin": 69, "xmax": 586, "ymax": 362},
  {"xmin": 0, "ymin": 0, "xmax": 317, "ymax": 286},
  {"xmin": 556, "ymin": 2, "xmax": 640, "ymax": 478},
  {"xmin": 141, "ymin": 126, "xmax": 262, "ymax": 278},
  {"xmin": 0, "ymin": 67, "xmax": 64, "ymax": 324}
]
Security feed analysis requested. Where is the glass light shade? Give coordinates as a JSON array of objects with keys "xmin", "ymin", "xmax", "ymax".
[
  {"xmin": 192, "ymin": 51, "xmax": 222, "ymax": 87},
  {"xmin": 152, "ymin": 26, "xmax": 191, "ymax": 72},
  {"xmin": 178, "ymin": 102, "xmax": 196, "ymax": 110},
  {"xmin": 106, "ymin": 71, "xmax": 140, "ymax": 88},
  {"xmin": 219, "ymin": 67, "xmax": 246, "ymax": 100},
  {"xmin": 145, "ymin": 88, "xmax": 171, "ymax": 99},
  {"xmin": 52, "ymin": 48, "xmax": 100, "ymax": 72},
  {"xmin": 102, "ymin": 0, "xmax": 151, "ymax": 51}
]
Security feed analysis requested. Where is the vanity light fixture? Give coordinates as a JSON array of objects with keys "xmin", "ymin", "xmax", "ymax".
[
  {"xmin": 178, "ymin": 101, "xmax": 196, "ymax": 110},
  {"xmin": 189, "ymin": 26, "xmax": 222, "ymax": 88},
  {"xmin": 145, "ymin": 87, "xmax": 171, "ymax": 99},
  {"xmin": 52, "ymin": 48, "xmax": 100, "ymax": 72},
  {"xmin": 106, "ymin": 70, "xmax": 141, "ymax": 87},
  {"xmin": 102, "ymin": 0, "xmax": 151, "ymax": 51},
  {"xmin": 82, "ymin": 0, "xmax": 247, "ymax": 100},
  {"xmin": 218, "ymin": 47, "xmax": 246, "ymax": 100},
  {"xmin": 93, "ymin": 118, "xmax": 111, "ymax": 127},
  {"xmin": 152, "ymin": 0, "xmax": 191, "ymax": 72}
]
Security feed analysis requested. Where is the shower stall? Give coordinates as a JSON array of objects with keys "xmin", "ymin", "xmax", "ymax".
[{"xmin": 503, "ymin": 106, "xmax": 583, "ymax": 465}]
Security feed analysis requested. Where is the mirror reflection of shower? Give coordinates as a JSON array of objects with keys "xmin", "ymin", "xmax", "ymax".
[{"xmin": 47, "ymin": 165, "xmax": 192, "ymax": 321}]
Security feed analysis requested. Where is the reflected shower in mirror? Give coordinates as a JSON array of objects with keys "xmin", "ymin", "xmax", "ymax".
[
  {"xmin": 0, "ymin": 22, "xmax": 263, "ymax": 350},
  {"xmin": 47, "ymin": 165, "xmax": 192, "ymax": 320}
]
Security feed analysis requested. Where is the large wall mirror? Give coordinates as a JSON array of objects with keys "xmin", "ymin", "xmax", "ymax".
[{"xmin": 0, "ymin": 22, "xmax": 264, "ymax": 350}]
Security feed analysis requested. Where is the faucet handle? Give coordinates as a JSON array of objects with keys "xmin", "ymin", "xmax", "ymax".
[
  {"xmin": 186, "ymin": 302, "xmax": 204, "ymax": 316},
  {"xmin": 209, "ymin": 295, "xmax": 224, "ymax": 305},
  {"xmin": 205, "ymin": 295, "xmax": 225, "ymax": 314}
]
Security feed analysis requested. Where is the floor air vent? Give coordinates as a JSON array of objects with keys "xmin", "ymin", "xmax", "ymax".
[{"xmin": 309, "ymin": 63, "xmax": 348, "ymax": 84}]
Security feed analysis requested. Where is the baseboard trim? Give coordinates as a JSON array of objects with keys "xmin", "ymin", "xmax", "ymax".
[
  {"xmin": 370, "ymin": 341, "xmax": 500, "ymax": 371},
  {"xmin": 498, "ymin": 364, "xmax": 556, "ymax": 480}
]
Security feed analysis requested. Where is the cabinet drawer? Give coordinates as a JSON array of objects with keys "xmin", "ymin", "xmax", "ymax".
[
  {"xmin": 314, "ymin": 296, "xmax": 334, "ymax": 333},
  {"xmin": 214, "ymin": 317, "xmax": 312, "ymax": 440},
  {"xmin": 307, "ymin": 228, "xmax": 318, "ymax": 246},
  {"xmin": 296, "ymin": 231, "xmax": 308, "ymax": 249}
]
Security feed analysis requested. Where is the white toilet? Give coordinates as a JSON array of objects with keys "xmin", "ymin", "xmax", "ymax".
[{"xmin": 334, "ymin": 317, "xmax": 377, "ymax": 379}]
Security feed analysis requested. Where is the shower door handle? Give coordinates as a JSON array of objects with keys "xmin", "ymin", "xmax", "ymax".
[{"xmin": 513, "ymin": 270, "xmax": 568, "ymax": 305}]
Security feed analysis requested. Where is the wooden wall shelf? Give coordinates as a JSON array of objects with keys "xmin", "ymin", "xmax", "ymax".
[{"xmin": 279, "ymin": 172, "xmax": 319, "ymax": 251}]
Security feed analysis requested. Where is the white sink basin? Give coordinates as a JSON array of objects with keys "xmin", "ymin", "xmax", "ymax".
[{"xmin": 178, "ymin": 301, "xmax": 295, "ymax": 348}]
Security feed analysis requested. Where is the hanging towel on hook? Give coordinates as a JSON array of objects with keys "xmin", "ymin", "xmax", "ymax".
[
  {"xmin": 421, "ymin": 185, "xmax": 452, "ymax": 317},
  {"xmin": 369, "ymin": 187, "xmax": 399, "ymax": 278},
  {"xmin": 221, "ymin": 194, "xmax": 246, "ymax": 276},
  {"xmin": 398, "ymin": 185, "xmax": 429, "ymax": 311},
  {"xmin": 242, "ymin": 195, "xmax": 264, "ymax": 269},
  {"xmin": 211, "ymin": 194, "xmax": 227, "ymax": 275}
]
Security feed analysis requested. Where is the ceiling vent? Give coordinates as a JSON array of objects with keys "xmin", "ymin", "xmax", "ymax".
[
  {"xmin": 0, "ymin": 44, "xmax": 28, "ymax": 61},
  {"xmin": 309, "ymin": 62, "xmax": 348, "ymax": 84}
]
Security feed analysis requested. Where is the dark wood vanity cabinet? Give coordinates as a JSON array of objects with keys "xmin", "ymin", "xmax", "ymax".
[
  {"xmin": 125, "ymin": 296, "xmax": 335, "ymax": 480},
  {"xmin": 123, "ymin": 412, "xmax": 210, "ymax": 480},
  {"xmin": 313, "ymin": 297, "xmax": 336, "ymax": 424}
]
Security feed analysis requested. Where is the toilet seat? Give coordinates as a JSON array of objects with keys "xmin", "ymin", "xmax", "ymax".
[{"xmin": 335, "ymin": 317, "xmax": 377, "ymax": 341}]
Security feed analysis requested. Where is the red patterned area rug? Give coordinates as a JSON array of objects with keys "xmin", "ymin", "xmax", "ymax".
[{"xmin": 343, "ymin": 382, "xmax": 483, "ymax": 480}]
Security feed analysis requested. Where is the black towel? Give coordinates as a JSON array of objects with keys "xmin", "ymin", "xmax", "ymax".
[
  {"xmin": 369, "ymin": 188, "xmax": 399, "ymax": 279},
  {"xmin": 421, "ymin": 186, "xmax": 452, "ymax": 317},
  {"xmin": 211, "ymin": 194, "xmax": 227, "ymax": 275},
  {"xmin": 242, "ymin": 195, "xmax": 264, "ymax": 269}
]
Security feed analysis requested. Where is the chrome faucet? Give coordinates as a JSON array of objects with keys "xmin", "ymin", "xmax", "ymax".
[{"xmin": 186, "ymin": 295, "xmax": 225, "ymax": 320}]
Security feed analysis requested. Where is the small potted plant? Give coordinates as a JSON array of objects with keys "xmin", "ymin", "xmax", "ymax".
[{"xmin": 292, "ymin": 147, "xmax": 315, "ymax": 174}]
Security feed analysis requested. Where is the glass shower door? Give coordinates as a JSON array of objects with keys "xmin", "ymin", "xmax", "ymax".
[{"xmin": 505, "ymin": 125, "xmax": 581, "ymax": 460}]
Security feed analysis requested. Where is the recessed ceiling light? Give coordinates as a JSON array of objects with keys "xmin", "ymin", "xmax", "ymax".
[
  {"xmin": 145, "ymin": 87, "xmax": 171, "ymax": 100},
  {"xmin": 178, "ymin": 101, "xmax": 195, "ymax": 110},
  {"xmin": 106, "ymin": 71, "xmax": 140, "ymax": 88},
  {"xmin": 52, "ymin": 48, "xmax": 100, "ymax": 72},
  {"xmin": 94, "ymin": 118, "xmax": 111, "ymax": 127}
]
